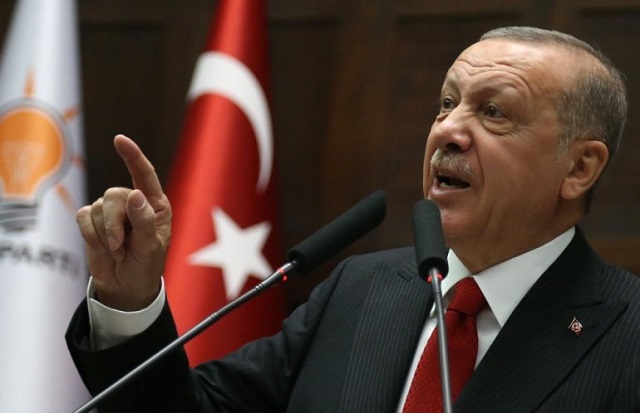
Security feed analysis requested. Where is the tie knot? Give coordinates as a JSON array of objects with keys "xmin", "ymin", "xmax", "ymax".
[{"xmin": 448, "ymin": 277, "xmax": 487, "ymax": 316}]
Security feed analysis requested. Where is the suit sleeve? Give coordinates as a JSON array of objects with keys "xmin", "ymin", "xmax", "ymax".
[{"xmin": 65, "ymin": 258, "xmax": 351, "ymax": 413}]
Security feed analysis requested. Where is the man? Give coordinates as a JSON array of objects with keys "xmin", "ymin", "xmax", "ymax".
[{"xmin": 67, "ymin": 27, "xmax": 640, "ymax": 412}]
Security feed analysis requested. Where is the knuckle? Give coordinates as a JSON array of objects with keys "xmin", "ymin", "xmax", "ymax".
[
  {"xmin": 104, "ymin": 187, "xmax": 129, "ymax": 199},
  {"xmin": 76, "ymin": 206, "xmax": 90, "ymax": 222}
]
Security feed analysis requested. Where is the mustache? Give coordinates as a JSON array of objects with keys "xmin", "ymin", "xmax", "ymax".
[{"xmin": 430, "ymin": 150, "xmax": 474, "ymax": 182}]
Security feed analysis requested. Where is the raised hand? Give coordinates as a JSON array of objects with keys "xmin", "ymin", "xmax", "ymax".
[{"xmin": 76, "ymin": 134, "xmax": 172, "ymax": 311}]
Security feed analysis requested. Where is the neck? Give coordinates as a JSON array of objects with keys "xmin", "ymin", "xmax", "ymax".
[{"xmin": 451, "ymin": 224, "xmax": 576, "ymax": 274}]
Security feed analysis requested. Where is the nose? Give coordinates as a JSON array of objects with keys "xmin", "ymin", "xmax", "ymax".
[{"xmin": 427, "ymin": 107, "xmax": 473, "ymax": 153}]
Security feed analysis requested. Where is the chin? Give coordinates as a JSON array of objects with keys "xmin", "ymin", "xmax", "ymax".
[{"xmin": 439, "ymin": 213, "xmax": 472, "ymax": 248}]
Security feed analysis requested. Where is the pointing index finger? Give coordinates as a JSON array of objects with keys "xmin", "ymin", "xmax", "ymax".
[{"xmin": 113, "ymin": 134, "xmax": 165, "ymax": 211}]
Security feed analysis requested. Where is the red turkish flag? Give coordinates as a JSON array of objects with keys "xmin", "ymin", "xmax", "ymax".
[{"xmin": 164, "ymin": 0, "xmax": 284, "ymax": 366}]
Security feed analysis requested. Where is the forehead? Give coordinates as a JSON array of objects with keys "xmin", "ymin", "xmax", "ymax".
[{"xmin": 443, "ymin": 39, "xmax": 572, "ymax": 97}]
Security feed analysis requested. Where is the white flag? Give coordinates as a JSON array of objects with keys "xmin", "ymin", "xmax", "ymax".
[{"xmin": 0, "ymin": 0, "xmax": 89, "ymax": 411}]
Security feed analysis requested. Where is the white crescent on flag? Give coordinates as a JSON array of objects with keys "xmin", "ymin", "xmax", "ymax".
[{"xmin": 187, "ymin": 51, "xmax": 273, "ymax": 192}]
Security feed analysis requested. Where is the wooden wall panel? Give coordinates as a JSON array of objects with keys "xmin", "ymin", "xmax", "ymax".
[
  {"xmin": 76, "ymin": 0, "xmax": 214, "ymax": 198},
  {"xmin": 0, "ymin": 1, "xmax": 11, "ymax": 32},
  {"xmin": 269, "ymin": 20, "xmax": 341, "ymax": 302},
  {"xmin": 575, "ymin": 11, "xmax": 640, "ymax": 235},
  {"xmin": 81, "ymin": 25, "xmax": 166, "ymax": 194},
  {"xmin": 270, "ymin": 21, "xmax": 339, "ymax": 248},
  {"xmin": 556, "ymin": 3, "xmax": 640, "ymax": 272}
]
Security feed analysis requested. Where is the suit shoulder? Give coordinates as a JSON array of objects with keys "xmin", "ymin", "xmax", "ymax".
[
  {"xmin": 598, "ymin": 264, "xmax": 640, "ymax": 337},
  {"xmin": 601, "ymin": 263, "xmax": 640, "ymax": 301},
  {"xmin": 345, "ymin": 247, "xmax": 416, "ymax": 267}
]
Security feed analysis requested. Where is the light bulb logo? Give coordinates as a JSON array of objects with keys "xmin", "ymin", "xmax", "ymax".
[{"xmin": 0, "ymin": 98, "xmax": 71, "ymax": 231}]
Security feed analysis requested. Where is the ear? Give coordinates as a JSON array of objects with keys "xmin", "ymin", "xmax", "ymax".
[{"xmin": 560, "ymin": 140, "xmax": 609, "ymax": 201}]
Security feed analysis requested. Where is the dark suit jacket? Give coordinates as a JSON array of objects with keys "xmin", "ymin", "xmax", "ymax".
[{"xmin": 66, "ymin": 229, "xmax": 640, "ymax": 412}]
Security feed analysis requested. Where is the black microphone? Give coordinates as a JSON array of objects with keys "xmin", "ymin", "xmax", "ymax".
[
  {"xmin": 288, "ymin": 189, "xmax": 387, "ymax": 274},
  {"xmin": 412, "ymin": 199, "xmax": 448, "ymax": 279},
  {"xmin": 412, "ymin": 199, "xmax": 452, "ymax": 413},
  {"xmin": 72, "ymin": 190, "xmax": 387, "ymax": 413}
]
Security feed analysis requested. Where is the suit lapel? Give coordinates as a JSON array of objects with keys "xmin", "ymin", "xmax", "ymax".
[
  {"xmin": 339, "ymin": 252, "xmax": 433, "ymax": 412},
  {"xmin": 454, "ymin": 230, "xmax": 628, "ymax": 412}
]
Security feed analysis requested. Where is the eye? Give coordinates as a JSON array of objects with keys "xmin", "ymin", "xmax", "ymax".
[
  {"xmin": 440, "ymin": 96, "xmax": 456, "ymax": 111},
  {"xmin": 484, "ymin": 104, "xmax": 505, "ymax": 118}
]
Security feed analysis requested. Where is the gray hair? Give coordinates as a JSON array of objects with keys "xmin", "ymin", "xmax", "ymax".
[{"xmin": 480, "ymin": 27, "xmax": 627, "ymax": 211}]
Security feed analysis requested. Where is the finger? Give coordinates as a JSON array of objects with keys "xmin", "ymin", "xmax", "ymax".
[
  {"xmin": 101, "ymin": 187, "xmax": 131, "ymax": 257},
  {"xmin": 113, "ymin": 134, "xmax": 166, "ymax": 213},
  {"xmin": 88, "ymin": 197, "xmax": 110, "ymax": 252},
  {"xmin": 77, "ymin": 205, "xmax": 106, "ymax": 253},
  {"xmin": 126, "ymin": 189, "xmax": 159, "ymax": 255},
  {"xmin": 78, "ymin": 204, "xmax": 118, "ymax": 284}
]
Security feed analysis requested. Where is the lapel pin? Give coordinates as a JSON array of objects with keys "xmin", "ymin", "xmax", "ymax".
[{"xmin": 568, "ymin": 317, "xmax": 583, "ymax": 336}]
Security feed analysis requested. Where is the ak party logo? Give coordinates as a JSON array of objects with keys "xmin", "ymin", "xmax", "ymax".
[{"xmin": 0, "ymin": 71, "xmax": 77, "ymax": 231}]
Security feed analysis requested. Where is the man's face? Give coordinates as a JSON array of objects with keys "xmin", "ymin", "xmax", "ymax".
[{"xmin": 423, "ymin": 39, "xmax": 575, "ymax": 272}]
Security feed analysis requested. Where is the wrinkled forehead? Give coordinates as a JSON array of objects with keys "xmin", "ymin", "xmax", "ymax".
[{"xmin": 445, "ymin": 39, "xmax": 574, "ymax": 96}]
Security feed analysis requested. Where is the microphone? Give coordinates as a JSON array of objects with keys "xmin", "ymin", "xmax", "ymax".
[
  {"xmin": 412, "ymin": 199, "xmax": 448, "ymax": 279},
  {"xmin": 72, "ymin": 190, "xmax": 387, "ymax": 413},
  {"xmin": 411, "ymin": 199, "xmax": 452, "ymax": 413},
  {"xmin": 288, "ymin": 189, "xmax": 387, "ymax": 275}
]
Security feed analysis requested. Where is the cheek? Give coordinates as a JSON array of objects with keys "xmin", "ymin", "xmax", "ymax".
[
  {"xmin": 485, "ymin": 158, "xmax": 528, "ymax": 190},
  {"xmin": 422, "ymin": 150, "xmax": 431, "ymax": 176},
  {"xmin": 483, "ymin": 157, "xmax": 559, "ymax": 212},
  {"xmin": 422, "ymin": 136, "xmax": 436, "ymax": 191},
  {"xmin": 422, "ymin": 162, "xmax": 431, "ymax": 197}
]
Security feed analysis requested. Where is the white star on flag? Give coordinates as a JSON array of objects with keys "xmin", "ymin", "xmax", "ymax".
[{"xmin": 189, "ymin": 208, "xmax": 273, "ymax": 300}]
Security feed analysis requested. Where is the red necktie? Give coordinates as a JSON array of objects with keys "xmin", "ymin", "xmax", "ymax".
[{"xmin": 403, "ymin": 277, "xmax": 488, "ymax": 412}]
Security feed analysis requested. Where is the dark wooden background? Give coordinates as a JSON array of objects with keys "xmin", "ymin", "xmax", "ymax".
[{"xmin": 2, "ymin": 0, "xmax": 639, "ymax": 310}]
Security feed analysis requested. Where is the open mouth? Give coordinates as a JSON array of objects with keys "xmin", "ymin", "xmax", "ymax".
[{"xmin": 436, "ymin": 173, "xmax": 470, "ymax": 189}]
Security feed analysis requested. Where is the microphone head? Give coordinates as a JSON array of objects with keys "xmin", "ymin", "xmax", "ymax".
[
  {"xmin": 287, "ymin": 190, "xmax": 387, "ymax": 275},
  {"xmin": 412, "ymin": 199, "xmax": 448, "ymax": 280}
]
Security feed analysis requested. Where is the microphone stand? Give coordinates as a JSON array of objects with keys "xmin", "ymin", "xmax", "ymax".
[
  {"xmin": 428, "ymin": 266, "xmax": 453, "ymax": 413},
  {"xmin": 411, "ymin": 199, "xmax": 452, "ymax": 413},
  {"xmin": 72, "ymin": 261, "xmax": 296, "ymax": 413}
]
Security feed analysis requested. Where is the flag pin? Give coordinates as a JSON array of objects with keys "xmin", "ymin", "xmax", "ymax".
[{"xmin": 568, "ymin": 317, "xmax": 583, "ymax": 336}]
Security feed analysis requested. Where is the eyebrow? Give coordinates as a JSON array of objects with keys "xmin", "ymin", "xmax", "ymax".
[
  {"xmin": 440, "ymin": 75, "xmax": 459, "ymax": 95},
  {"xmin": 441, "ymin": 73, "xmax": 527, "ymax": 99}
]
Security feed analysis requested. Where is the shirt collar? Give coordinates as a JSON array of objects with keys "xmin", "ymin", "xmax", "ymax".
[{"xmin": 435, "ymin": 227, "xmax": 575, "ymax": 326}]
